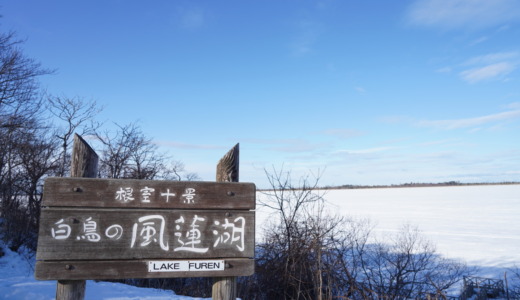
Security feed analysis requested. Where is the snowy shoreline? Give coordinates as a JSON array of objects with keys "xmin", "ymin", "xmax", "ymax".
[{"xmin": 2, "ymin": 184, "xmax": 519, "ymax": 299}]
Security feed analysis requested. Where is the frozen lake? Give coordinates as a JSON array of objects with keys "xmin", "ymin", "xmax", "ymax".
[
  {"xmin": 256, "ymin": 184, "xmax": 520, "ymax": 271},
  {"xmin": 2, "ymin": 184, "xmax": 518, "ymax": 299}
]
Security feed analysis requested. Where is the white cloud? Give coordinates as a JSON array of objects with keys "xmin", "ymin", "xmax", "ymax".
[
  {"xmin": 419, "ymin": 139, "xmax": 457, "ymax": 146},
  {"xmin": 506, "ymin": 102, "xmax": 520, "ymax": 109},
  {"xmin": 497, "ymin": 25, "xmax": 511, "ymax": 32},
  {"xmin": 468, "ymin": 127, "xmax": 483, "ymax": 133},
  {"xmin": 335, "ymin": 146, "xmax": 395, "ymax": 155},
  {"xmin": 463, "ymin": 52, "xmax": 519, "ymax": 66},
  {"xmin": 378, "ymin": 115, "xmax": 412, "ymax": 124},
  {"xmin": 459, "ymin": 62, "xmax": 516, "ymax": 83},
  {"xmin": 406, "ymin": 0, "xmax": 520, "ymax": 30},
  {"xmin": 469, "ymin": 36, "xmax": 488, "ymax": 46},
  {"xmin": 272, "ymin": 140, "xmax": 323, "ymax": 153},
  {"xmin": 354, "ymin": 86, "xmax": 366, "ymax": 94},
  {"xmin": 457, "ymin": 52, "xmax": 519, "ymax": 83},
  {"xmin": 436, "ymin": 66, "xmax": 452, "ymax": 73},
  {"xmin": 243, "ymin": 138, "xmax": 324, "ymax": 153},
  {"xmin": 321, "ymin": 128, "xmax": 364, "ymax": 139},
  {"xmin": 155, "ymin": 140, "xmax": 223, "ymax": 150},
  {"xmin": 418, "ymin": 109, "xmax": 520, "ymax": 129}
]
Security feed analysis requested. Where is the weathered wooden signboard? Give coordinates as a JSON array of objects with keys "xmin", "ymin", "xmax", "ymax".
[{"xmin": 35, "ymin": 177, "xmax": 255, "ymax": 280}]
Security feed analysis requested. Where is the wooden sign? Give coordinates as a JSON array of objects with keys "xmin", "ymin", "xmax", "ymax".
[
  {"xmin": 41, "ymin": 177, "xmax": 255, "ymax": 209},
  {"xmin": 35, "ymin": 177, "xmax": 255, "ymax": 280},
  {"xmin": 37, "ymin": 209, "xmax": 255, "ymax": 260}
]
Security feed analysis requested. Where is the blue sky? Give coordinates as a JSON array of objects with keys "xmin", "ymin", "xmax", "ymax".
[{"xmin": 3, "ymin": 0, "xmax": 520, "ymax": 187}]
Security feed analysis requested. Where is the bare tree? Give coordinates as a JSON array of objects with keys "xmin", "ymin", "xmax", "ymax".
[
  {"xmin": 0, "ymin": 29, "xmax": 49, "ymax": 209},
  {"xmin": 162, "ymin": 160, "xmax": 201, "ymax": 181},
  {"xmin": 97, "ymin": 123, "xmax": 149, "ymax": 179},
  {"xmin": 47, "ymin": 95, "xmax": 102, "ymax": 176},
  {"xmin": 0, "ymin": 29, "xmax": 57, "ymax": 251},
  {"xmin": 506, "ymin": 267, "xmax": 520, "ymax": 299},
  {"xmin": 352, "ymin": 225, "xmax": 473, "ymax": 299},
  {"xmin": 0, "ymin": 31, "xmax": 51, "ymax": 122},
  {"xmin": 260, "ymin": 167, "xmax": 324, "ymax": 244},
  {"xmin": 4, "ymin": 126, "xmax": 60, "ymax": 251},
  {"xmin": 241, "ymin": 168, "xmax": 473, "ymax": 300},
  {"xmin": 249, "ymin": 167, "xmax": 352, "ymax": 300},
  {"xmin": 97, "ymin": 122, "xmax": 198, "ymax": 180}
]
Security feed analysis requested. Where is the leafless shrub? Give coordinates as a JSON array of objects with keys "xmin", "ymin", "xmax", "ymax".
[
  {"xmin": 507, "ymin": 267, "xmax": 520, "ymax": 299},
  {"xmin": 239, "ymin": 168, "xmax": 473, "ymax": 300},
  {"xmin": 47, "ymin": 94, "xmax": 103, "ymax": 176}
]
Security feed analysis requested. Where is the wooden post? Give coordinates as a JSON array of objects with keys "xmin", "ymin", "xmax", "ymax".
[
  {"xmin": 216, "ymin": 143, "xmax": 239, "ymax": 183},
  {"xmin": 212, "ymin": 143, "xmax": 239, "ymax": 300},
  {"xmin": 70, "ymin": 134, "xmax": 98, "ymax": 178},
  {"xmin": 56, "ymin": 134, "xmax": 98, "ymax": 300},
  {"xmin": 56, "ymin": 280, "xmax": 86, "ymax": 300}
]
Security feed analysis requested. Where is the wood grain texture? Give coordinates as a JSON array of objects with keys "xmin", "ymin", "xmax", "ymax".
[
  {"xmin": 216, "ymin": 143, "xmax": 239, "ymax": 183},
  {"xmin": 56, "ymin": 280, "xmax": 86, "ymax": 300},
  {"xmin": 56, "ymin": 134, "xmax": 98, "ymax": 300},
  {"xmin": 70, "ymin": 134, "xmax": 98, "ymax": 178},
  {"xmin": 42, "ymin": 177, "xmax": 255, "ymax": 209},
  {"xmin": 212, "ymin": 276, "xmax": 237, "ymax": 300},
  {"xmin": 213, "ymin": 144, "xmax": 241, "ymax": 300},
  {"xmin": 37, "ymin": 208, "xmax": 255, "ymax": 260},
  {"xmin": 35, "ymin": 259, "xmax": 254, "ymax": 280}
]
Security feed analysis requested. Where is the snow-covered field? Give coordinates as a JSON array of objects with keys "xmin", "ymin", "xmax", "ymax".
[
  {"xmin": 330, "ymin": 185, "xmax": 520, "ymax": 270},
  {"xmin": 0, "ymin": 244, "xmax": 210, "ymax": 300},
  {"xmin": 1, "ymin": 184, "xmax": 519, "ymax": 299},
  {"xmin": 0, "ymin": 243, "xmax": 211, "ymax": 300},
  {"xmin": 257, "ymin": 184, "xmax": 520, "ymax": 276}
]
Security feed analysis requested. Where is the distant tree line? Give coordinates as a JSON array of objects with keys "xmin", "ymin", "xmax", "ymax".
[
  {"xmin": 0, "ymin": 28, "xmax": 198, "ymax": 253},
  {"xmin": 320, "ymin": 181, "xmax": 520, "ymax": 190}
]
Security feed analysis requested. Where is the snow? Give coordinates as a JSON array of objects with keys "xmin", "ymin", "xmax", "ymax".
[
  {"xmin": 257, "ymin": 184, "xmax": 520, "ymax": 277},
  {"xmin": 326, "ymin": 185, "xmax": 520, "ymax": 270},
  {"xmin": 1, "ymin": 184, "xmax": 519, "ymax": 299},
  {"xmin": 0, "ymin": 244, "xmax": 210, "ymax": 299}
]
